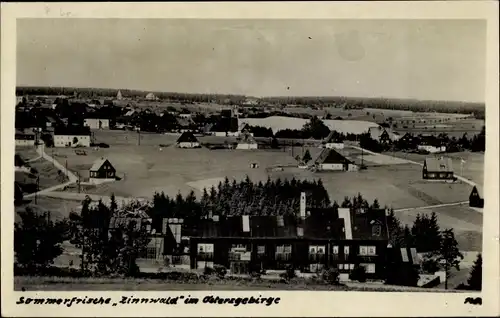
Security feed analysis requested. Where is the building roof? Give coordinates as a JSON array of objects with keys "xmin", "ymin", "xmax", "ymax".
[
  {"xmin": 315, "ymin": 148, "xmax": 352, "ymax": 165},
  {"xmin": 192, "ymin": 208, "xmax": 388, "ymax": 241},
  {"xmin": 176, "ymin": 131, "xmax": 199, "ymax": 143},
  {"xmin": 424, "ymin": 157, "xmax": 453, "ymax": 172},
  {"xmin": 324, "ymin": 131, "xmax": 343, "ymax": 144},
  {"xmin": 238, "ymin": 131, "xmax": 257, "ymax": 144},
  {"xmin": 90, "ymin": 158, "xmax": 115, "ymax": 172},
  {"xmin": 54, "ymin": 125, "xmax": 91, "ymax": 136}
]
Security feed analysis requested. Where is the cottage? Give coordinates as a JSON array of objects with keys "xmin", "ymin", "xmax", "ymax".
[
  {"xmin": 189, "ymin": 193, "xmax": 390, "ymax": 280},
  {"xmin": 322, "ymin": 131, "xmax": 344, "ymax": 149},
  {"xmin": 15, "ymin": 130, "xmax": 36, "ymax": 146},
  {"xmin": 469, "ymin": 186, "xmax": 484, "ymax": 208},
  {"xmin": 84, "ymin": 118, "xmax": 110, "ymax": 130},
  {"xmin": 422, "ymin": 157, "xmax": 454, "ymax": 180},
  {"xmin": 236, "ymin": 132, "xmax": 258, "ymax": 150},
  {"xmin": 54, "ymin": 126, "xmax": 91, "ymax": 148},
  {"xmin": 145, "ymin": 92, "xmax": 158, "ymax": 101},
  {"xmin": 176, "ymin": 132, "xmax": 201, "ymax": 148},
  {"xmin": 314, "ymin": 148, "xmax": 357, "ymax": 171},
  {"xmin": 417, "ymin": 135, "xmax": 446, "ymax": 153},
  {"xmin": 368, "ymin": 127, "xmax": 395, "ymax": 144},
  {"xmin": 89, "ymin": 158, "xmax": 116, "ymax": 183}
]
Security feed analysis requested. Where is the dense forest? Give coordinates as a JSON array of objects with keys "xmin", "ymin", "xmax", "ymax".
[{"xmin": 17, "ymin": 86, "xmax": 485, "ymax": 118}]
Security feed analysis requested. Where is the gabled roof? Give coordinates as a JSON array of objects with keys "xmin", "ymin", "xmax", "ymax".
[
  {"xmin": 315, "ymin": 148, "xmax": 352, "ymax": 165},
  {"xmin": 424, "ymin": 157, "xmax": 453, "ymax": 172},
  {"xmin": 324, "ymin": 131, "xmax": 343, "ymax": 144},
  {"xmin": 176, "ymin": 131, "xmax": 199, "ymax": 143},
  {"xmin": 238, "ymin": 132, "xmax": 257, "ymax": 144},
  {"xmin": 90, "ymin": 158, "xmax": 115, "ymax": 172}
]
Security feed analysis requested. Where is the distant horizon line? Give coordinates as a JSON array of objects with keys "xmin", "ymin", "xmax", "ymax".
[{"xmin": 15, "ymin": 85, "xmax": 485, "ymax": 105}]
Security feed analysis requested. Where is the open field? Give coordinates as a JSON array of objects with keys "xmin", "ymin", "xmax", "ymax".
[
  {"xmin": 15, "ymin": 147, "xmax": 69, "ymax": 191},
  {"xmin": 388, "ymin": 151, "xmax": 484, "ymax": 187},
  {"xmin": 15, "ymin": 197, "xmax": 81, "ymax": 222},
  {"xmin": 239, "ymin": 116, "xmax": 379, "ymax": 134},
  {"xmin": 54, "ymin": 131, "xmax": 478, "ymax": 208}
]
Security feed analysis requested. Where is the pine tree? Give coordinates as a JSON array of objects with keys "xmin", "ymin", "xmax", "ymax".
[
  {"xmin": 434, "ymin": 228, "xmax": 464, "ymax": 289},
  {"xmin": 110, "ymin": 193, "xmax": 118, "ymax": 214},
  {"xmin": 371, "ymin": 199, "xmax": 380, "ymax": 209},
  {"xmin": 302, "ymin": 150, "xmax": 312, "ymax": 163},
  {"xmin": 466, "ymin": 253, "xmax": 482, "ymax": 291},
  {"xmin": 15, "ymin": 208, "xmax": 68, "ymax": 272}
]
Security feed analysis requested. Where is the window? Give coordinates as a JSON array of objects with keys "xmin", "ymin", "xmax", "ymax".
[
  {"xmin": 349, "ymin": 264, "xmax": 355, "ymax": 270},
  {"xmin": 338, "ymin": 264, "xmax": 344, "ymax": 270},
  {"xmin": 257, "ymin": 245, "xmax": 265, "ymax": 254},
  {"xmin": 372, "ymin": 225, "xmax": 382, "ymax": 236},
  {"xmin": 143, "ymin": 247, "xmax": 157, "ymax": 260},
  {"xmin": 332, "ymin": 245, "xmax": 339, "ymax": 254},
  {"xmin": 360, "ymin": 263, "xmax": 376, "ymax": 273},
  {"xmin": 276, "ymin": 244, "xmax": 292, "ymax": 261},
  {"xmin": 359, "ymin": 246, "xmax": 376, "ymax": 256},
  {"xmin": 359, "ymin": 246, "xmax": 368, "ymax": 255},
  {"xmin": 309, "ymin": 245, "xmax": 326, "ymax": 262},
  {"xmin": 344, "ymin": 246, "xmax": 350, "ymax": 255}
]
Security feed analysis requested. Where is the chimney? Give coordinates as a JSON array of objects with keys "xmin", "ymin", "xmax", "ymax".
[
  {"xmin": 338, "ymin": 208, "xmax": 353, "ymax": 240},
  {"xmin": 300, "ymin": 192, "xmax": 306, "ymax": 219}
]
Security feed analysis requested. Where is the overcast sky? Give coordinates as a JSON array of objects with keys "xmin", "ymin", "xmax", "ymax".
[{"xmin": 17, "ymin": 19, "xmax": 486, "ymax": 102}]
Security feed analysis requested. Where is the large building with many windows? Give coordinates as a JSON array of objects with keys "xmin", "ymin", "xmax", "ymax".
[{"xmin": 189, "ymin": 193, "xmax": 391, "ymax": 281}]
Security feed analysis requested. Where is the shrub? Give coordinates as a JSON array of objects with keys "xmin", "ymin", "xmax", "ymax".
[
  {"xmin": 279, "ymin": 265, "xmax": 296, "ymax": 281},
  {"xmin": 349, "ymin": 265, "xmax": 367, "ymax": 283},
  {"xmin": 421, "ymin": 258, "xmax": 439, "ymax": 274},
  {"xmin": 203, "ymin": 266, "xmax": 215, "ymax": 276},
  {"xmin": 320, "ymin": 268, "xmax": 340, "ymax": 285},
  {"xmin": 213, "ymin": 264, "xmax": 227, "ymax": 279}
]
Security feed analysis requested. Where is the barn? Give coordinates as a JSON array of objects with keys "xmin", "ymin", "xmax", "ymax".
[
  {"xmin": 314, "ymin": 149, "xmax": 357, "ymax": 171},
  {"xmin": 176, "ymin": 132, "xmax": 201, "ymax": 148},
  {"xmin": 89, "ymin": 158, "xmax": 116, "ymax": 184},
  {"xmin": 422, "ymin": 157, "xmax": 454, "ymax": 180}
]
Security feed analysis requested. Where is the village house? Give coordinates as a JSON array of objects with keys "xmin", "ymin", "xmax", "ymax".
[
  {"xmin": 368, "ymin": 126, "xmax": 397, "ymax": 144},
  {"xmin": 236, "ymin": 131, "xmax": 258, "ymax": 150},
  {"xmin": 145, "ymin": 92, "xmax": 158, "ymax": 101},
  {"xmin": 313, "ymin": 148, "xmax": 358, "ymax": 172},
  {"xmin": 54, "ymin": 126, "xmax": 91, "ymax": 148},
  {"xmin": 322, "ymin": 131, "xmax": 344, "ymax": 149},
  {"xmin": 89, "ymin": 158, "xmax": 116, "ymax": 184},
  {"xmin": 176, "ymin": 131, "xmax": 201, "ymax": 148},
  {"xmin": 469, "ymin": 186, "xmax": 484, "ymax": 208},
  {"xmin": 15, "ymin": 130, "xmax": 36, "ymax": 147},
  {"xmin": 422, "ymin": 157, "xmax": 454, "ymax": 180},
  {"xmin": 189, "ymin": 193, "xmax": 391, "ymax": 281},
  {"xmin": 417, "ymin": 137, "xmax": 447, "ymax": 154},
  {"xmin": 84, "ymin": 117, "xmax": 110, "ymax": 130}
]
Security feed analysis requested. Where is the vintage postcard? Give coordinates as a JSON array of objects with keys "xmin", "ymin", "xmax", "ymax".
[{"xmin": 1, "ymin": 2, "xmax": 499, "ymax": 317}]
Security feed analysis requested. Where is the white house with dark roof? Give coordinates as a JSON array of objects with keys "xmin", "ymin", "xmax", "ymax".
[
  {"xmin": 84, "ymin": 118, "xmax": 110, "ymax": 130},
  {"xmin": 236, "ymin": 131, "xmax": 258, "ymax": 150},
  {"xmin": 422, "ymin": 157, "xmax": 454, "ymax": 180},
  {"xmin": 176, "ymin": 132, "xmax": 201, "ymax": 148},
  {"xmin": 322, "ymin": 131, "xmax": 344, "ymax": 149},
  {"xmin": 314, "ymin": 148, "xmax": 358, "ymax": 171}
]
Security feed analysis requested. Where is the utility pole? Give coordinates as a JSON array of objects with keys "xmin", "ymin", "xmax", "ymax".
[
  {"xmin": 35, "ymin": 176, "xmax": 39, "ymax": 204},
  {"xmin": 77, "ymin": 172, "xmax": 81, "ymax": 193},
  {"xmin": 137, "ymin": 129, "xmax": 141, "ymax": 146}
]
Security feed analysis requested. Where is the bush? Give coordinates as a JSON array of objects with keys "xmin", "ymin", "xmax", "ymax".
[
  {"xmin": 203, "ymin": 266, "xmax": 215, "ymax": 276},
  {"xmin": 279, "ymin": 265, "xmax": 296, "ymax": 281},
  {"xmin": 320, "ymin": 268, "xmax": 340, "ymax": 285},
  {"xmin": 349, "ymin": 265, "xmax": 367, "ymax": 283},
  {"xmin": 213, "ymin": 264, "xmax": 227, "ymax": 279},
  {"xmin": 421, "ymin": 258, "xmax": 439, "ymax": 274}
]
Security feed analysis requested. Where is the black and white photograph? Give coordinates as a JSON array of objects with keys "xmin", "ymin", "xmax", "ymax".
[{"xmin": 1, "ymin": 2, "xmax": 499, "ymax": 317}]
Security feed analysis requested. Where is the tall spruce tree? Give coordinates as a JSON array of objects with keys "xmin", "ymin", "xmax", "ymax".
[
  {"xmin": 434, "ymin": 228, "xmax": 464, "ymax": 289},
  {"xmin": 466, "ymin": 253, "xmax": 482, "ymax": 291}
]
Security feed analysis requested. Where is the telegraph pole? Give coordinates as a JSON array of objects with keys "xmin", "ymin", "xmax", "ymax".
[{"xmin": 35, "ymin": 176, "xmax": 39, "ymax": 204}]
